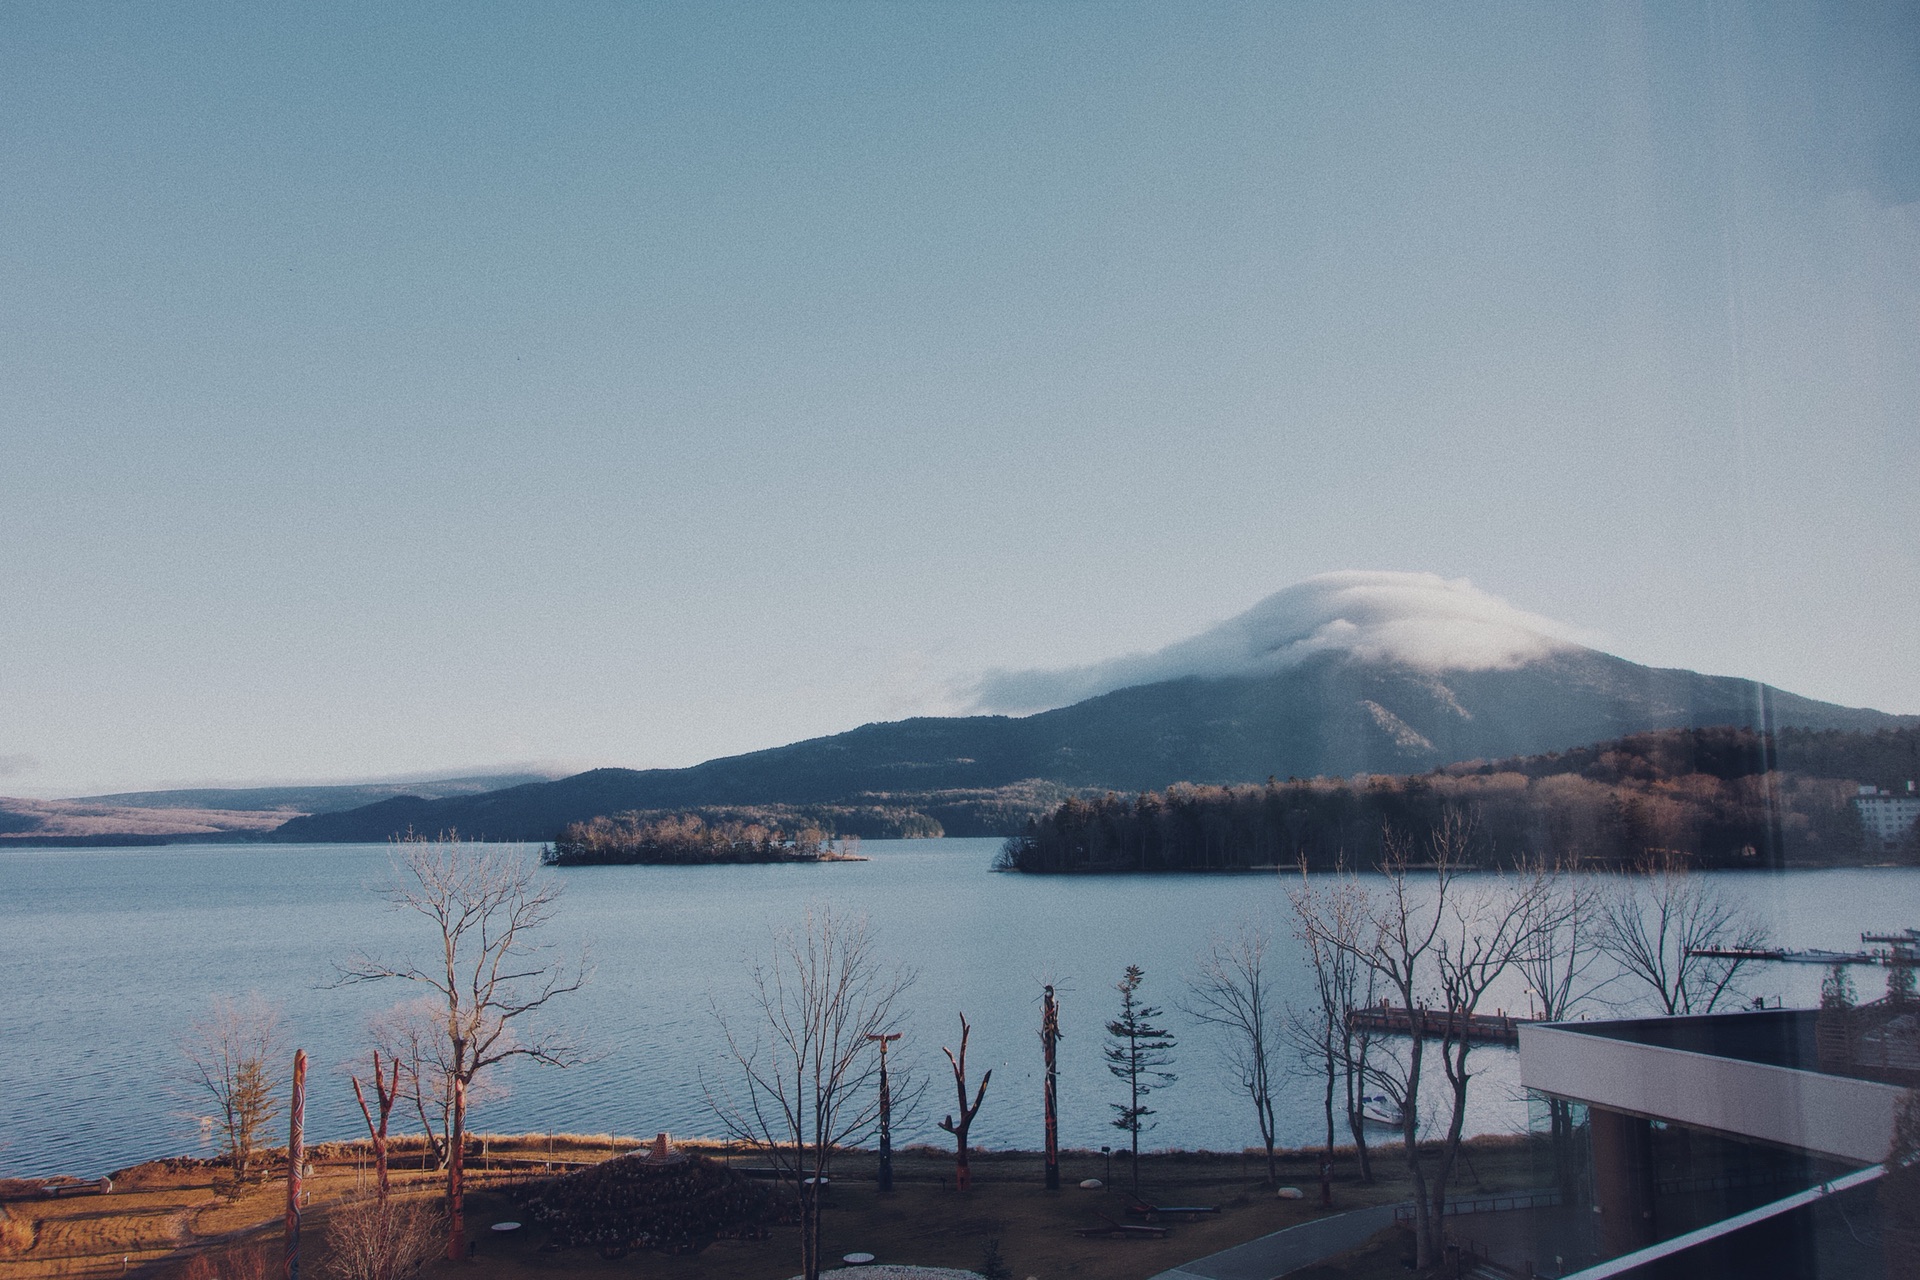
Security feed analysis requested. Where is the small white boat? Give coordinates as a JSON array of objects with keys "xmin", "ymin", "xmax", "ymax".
[{"xmin": 1360, "ymin": 1095, "xmax": 1403, "ymax": 1128}]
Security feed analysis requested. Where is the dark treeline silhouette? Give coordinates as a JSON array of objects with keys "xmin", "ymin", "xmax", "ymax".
[
  {"xmin": 530, "ymin": 783, "xmax": 1082, "ymax": 853},
  {"xmin": 998, "ymin": 726, "xmax": 1911, "ymax": 873},
  {"xmin": 545, "ymin": 813, "xmax": 841, "ymax": 866}
]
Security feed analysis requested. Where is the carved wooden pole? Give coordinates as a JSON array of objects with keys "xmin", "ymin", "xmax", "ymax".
[
  {"xmin": 1042, "ymin": 985, "xmax": 1062, "ymax": 1190},
  {"xmin": 865, "ymin": 1032, "xmax": 902, "ymax": 1192},
  {"xmin": 283, "ymin": 1050, "xmax": 306, "ymax": 1280},
  {"xmin": 938, "ymin": 1014, "xmax": 991, "ymax": 1193}
]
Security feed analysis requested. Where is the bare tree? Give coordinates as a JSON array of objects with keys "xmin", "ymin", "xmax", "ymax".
[
  {"xmin": 1515, "ymin": 863, "xmax": 1607, "ymax": 1023},
  {"xmin": 937, "ymin": 1013, "xmax": 991, "ymax": 1192},
  {"xmin": 1514, "ymin": 865, "xmax": 1605, "ymax": 1198},
  {"xmin": 180, "ymin": 993, "xmax": 283, "ymax": 1185},
  {"xmin": 1182, "ymin": 918, "xmax": 1283, "ymax": 1184},
  {"xmin": 1286, "ymin": 870, "xmax": 1388, "ymax": 1194},
  {"xmin": 1598, "ymin": 852, "xmax": 1769, "ymax": 1015},
  {"xmin": 707, "ymin": 905, "xmax": 914, "ymax": 1280},
  {"xmin": 341, "ymin": 833, "xmax": 588, "ymax": 1261},
  {"xmin": 1287, "ymin": 869, "xmax": 1385, "ymax": 1187},
  {"xmin": 365, "ymin": 998, "xmax": 447, "ymax": 1170},
  {"xmin": 1298, "ymin": 811, "xmax": 1556, "ymax": 1271},
  {"xmin": 1428, "ymin": 853, "xmax": 1560, "ymax": 1261}
]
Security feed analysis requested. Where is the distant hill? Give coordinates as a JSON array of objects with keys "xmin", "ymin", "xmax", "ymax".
[
  {"xmin": 272, "ymin": 646, "xmax": 1916, "ymax": 843},
  {"xmin": 72, "ymin": 773, "xmax": 559, "ymax": 814},
  {"xmin": 0, "ymin": 772, "xmax": 558, "ymax": 846}
]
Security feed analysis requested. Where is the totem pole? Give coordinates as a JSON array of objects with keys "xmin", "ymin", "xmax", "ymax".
[{"xmin": 866, "ymin": 1031, "xmax": 901, "ymax": 1192}]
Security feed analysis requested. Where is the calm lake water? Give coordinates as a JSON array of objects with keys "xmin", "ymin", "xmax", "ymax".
[{"xmin": 2, "ymin": 839, "xmax": 1916, "ymax": 1177}]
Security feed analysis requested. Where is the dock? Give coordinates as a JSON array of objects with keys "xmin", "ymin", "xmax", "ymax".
[
  {"xmin": 1689, "ymin": 927, "xmax": 1918, "ymax": 968},
  {"xmin": 1347, "ymin": 1003, "xmax": 1531, "ymax": 1045}
]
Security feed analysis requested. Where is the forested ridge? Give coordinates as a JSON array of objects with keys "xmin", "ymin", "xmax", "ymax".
[
  {"xmin": 271, "ymin": 646, "xmax": 1917, "ymax": 844},
  {"xmin": 997, "ymin": 726, "xmax": 1920, "ymax": 873}
]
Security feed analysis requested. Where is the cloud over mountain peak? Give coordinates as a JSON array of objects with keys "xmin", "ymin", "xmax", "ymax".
[{"xmin": 970, "ymin": 571, "xmax": 1587, "ymax": 714}]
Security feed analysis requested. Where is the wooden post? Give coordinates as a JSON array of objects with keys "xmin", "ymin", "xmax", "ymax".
[
  {"xmin": 1042, "ymin": 985, "xmax": 1061, "ymax": 1191},
  {"xmin": 284, "ymin": 1049, "xmax": 306, "ymax": 1280},
  {"xmin": 865, "ymin": 1032, "xmax": 901, "ymax": 1192}
]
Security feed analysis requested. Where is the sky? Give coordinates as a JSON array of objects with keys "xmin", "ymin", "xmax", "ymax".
[{"xmin": 3, "ymin": 2, "xmax": 1917, "ymax": 797}]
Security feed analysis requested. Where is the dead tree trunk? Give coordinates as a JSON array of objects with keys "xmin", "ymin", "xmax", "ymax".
[
  {"xmin": 1042, "ymin": 985, "xmax": 1062, "ymax": 1191},
  {"xmin": 350, "ymin": 1051, "xmax": 401, "ymax": 1202},
  {"xmin": 938, "ymin": 1014, "xmax": 991, "ymax": 1193},
  {"xmin": 446, "ymin": 1071, "xmax": 466, "ymax": 1261}
]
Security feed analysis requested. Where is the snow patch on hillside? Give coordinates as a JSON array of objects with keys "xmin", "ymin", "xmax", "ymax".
[{"xmin": 970, "ymin": 570, "xmax": 1588, "ymax": 714}]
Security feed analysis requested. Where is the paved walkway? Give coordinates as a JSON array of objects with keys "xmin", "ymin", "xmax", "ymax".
[{"xmin": 1148, "ymin": 1202, "xmax": 1406, "ymax": 1280}]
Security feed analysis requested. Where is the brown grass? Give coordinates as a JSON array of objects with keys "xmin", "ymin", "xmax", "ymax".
[
  {"xmin": 0, "ymin": 1135, "xmax": 1543, "ymax": 1280},
  {"xmin": 0, "ymin": 799, "xmax": 297, "ymax": 840},
  {"xmin": 0, "ymin": 1214, "xmax": 37, "ymax": 1258}
]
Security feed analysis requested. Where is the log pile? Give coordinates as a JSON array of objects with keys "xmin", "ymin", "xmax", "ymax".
[{"xmin": 509, "ymin": 1145, "xmax": 780, "ymax": 1257}]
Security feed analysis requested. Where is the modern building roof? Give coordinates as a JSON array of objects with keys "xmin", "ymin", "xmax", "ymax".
[{"xmin": 1519, "ymin": 1009, "xmax": 1906, "ymax": 1165}]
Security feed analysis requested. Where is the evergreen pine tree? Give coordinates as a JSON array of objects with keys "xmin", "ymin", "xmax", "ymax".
[{"xmin": 1104, "ymin": 964, "xmax": 1177, "ymax": 1193}]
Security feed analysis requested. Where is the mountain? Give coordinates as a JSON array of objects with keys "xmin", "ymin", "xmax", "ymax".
[
  {"xmin": 273, "ymin": 646, "xmax": 1915, "ymax": 843},
  {"xmin": 0, "ymin": 772, "xmax": 558, "ymax": 846}
]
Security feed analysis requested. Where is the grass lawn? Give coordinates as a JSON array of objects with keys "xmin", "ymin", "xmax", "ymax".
[{"xmin": 1, "ymin": 1136, "xmax": 1543, "ymax": 1280}]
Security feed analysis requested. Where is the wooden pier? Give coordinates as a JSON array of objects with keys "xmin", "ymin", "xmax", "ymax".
[{"xmin": 1348, "ymin": 1003, "xmax": 1532, "ymax": 1045}]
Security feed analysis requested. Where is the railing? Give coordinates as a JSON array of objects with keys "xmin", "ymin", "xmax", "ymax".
[{"xmin": 1394, "ymin": 1189, "xmax": 1563, "ymax": 1223}]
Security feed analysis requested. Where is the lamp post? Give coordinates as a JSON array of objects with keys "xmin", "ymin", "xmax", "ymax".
[
  {"xmin": 866, "ymin": 1032, "xmax": 902, "ymax": 1192},
  {"xmin": 1101, "ymin": 1145, "xmax": 1112, "ymax": 1187}
]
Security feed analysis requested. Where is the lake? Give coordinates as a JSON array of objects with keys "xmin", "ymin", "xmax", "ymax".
[{"xmin": 2, "ymin": 839, "xmax": 1915, "ymax": 1178}]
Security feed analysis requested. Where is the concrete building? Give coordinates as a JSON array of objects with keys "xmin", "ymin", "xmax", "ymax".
[{"xmin": 1509, "ymin": 1008, "xmax": 1913, "ymax": 1278}]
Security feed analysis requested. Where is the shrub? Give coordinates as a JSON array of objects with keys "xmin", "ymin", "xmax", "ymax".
[
  {"xmin": 321, "ymin": 1197, "xmax": 444, "ymax": 1280},
  {"xmin": 176, "ymin": 1243, "xmax": 273, "ymax": 1280}
]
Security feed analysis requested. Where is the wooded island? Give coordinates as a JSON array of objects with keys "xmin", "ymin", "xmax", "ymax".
[
  {"xmin": 996, "ymin": 726, "xmax": 1920, "ymax": 873},
  {"xmin": 542, "ymin": 813, "xmax": 858, "ymax": 866}
]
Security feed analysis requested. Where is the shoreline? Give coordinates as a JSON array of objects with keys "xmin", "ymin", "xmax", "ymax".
[{"xmin": 8, "ymin": 1131, "xmax": 1532, "ymax": 1188}]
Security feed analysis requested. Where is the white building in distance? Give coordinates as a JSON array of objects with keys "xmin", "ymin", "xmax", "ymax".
[{"xmin": 1854, "ymin": 782, "xmax": 1920, "ymax": 847}]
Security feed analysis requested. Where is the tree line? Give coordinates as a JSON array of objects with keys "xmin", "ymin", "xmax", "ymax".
[
  {"xmin": 997, "ymin": 726, "xmax": 1901, "ymax": 873},
  {"xmin": 543, "ymin": 813, "xmax": 844, "ymax": 865}
]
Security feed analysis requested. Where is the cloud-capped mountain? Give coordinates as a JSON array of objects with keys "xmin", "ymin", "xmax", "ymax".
[
  {"xmin": 968, "ymin": 570, "xmax": 1590, "ymax": 713},
  {"xmin": 276, "ymin": 573, "xmax": 1915, "ymax": 842}
]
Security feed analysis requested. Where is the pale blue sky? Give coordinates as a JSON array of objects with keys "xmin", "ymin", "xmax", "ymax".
[{"xmin": 3, "ymin": 2, "xmax": 1917, "ymax": 795}]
